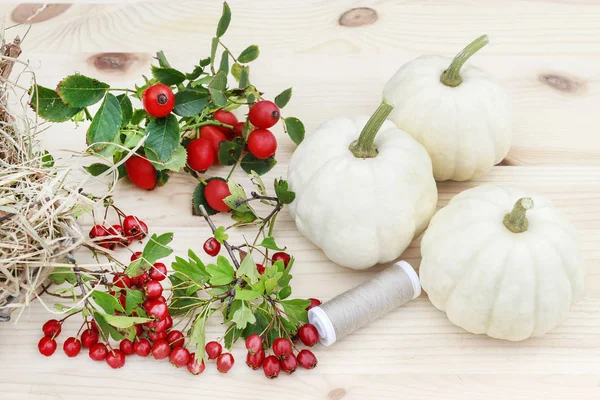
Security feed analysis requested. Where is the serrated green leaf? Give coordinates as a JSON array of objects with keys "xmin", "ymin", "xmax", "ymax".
[
  {"xmin": 238, "ymin": 45, "xmax": 259, "ymax": 63},
  {"xmin": 210, "ymin": 71, "xmax": 227, "ymax": 92},
  {"xmin": 214, "ymin": 226, "xmax": 229, "ymax": 244},
  {"xmin": 223, "ymin": 326, "xmax": 243, "ymax": 350},
  {"xmin": 219, "ymin": 51, "xmax": 229, "ymax": 74},
  {"xmin": 151, "ymin": 66, "xmax": 185, "ymax": 85},
  {"xmin": 260, "ymin": 237, "xmax": 286, "ymax": 251},
  {"xmin": 192, "ymin": 182, "xmax": 218, "ymax": 216},
  {"xmin": 146, "ymin": 144, "xmax": 187, "ymax": 171},
  {"xmin": 125, "ymin": 290, "xmax": 144, "ymax": 315},
  {"xmin": 172, "ymin": 254, "xmax": 208, "ymax": 283},
  {"xmin": 206, "ymin": 256, "xmax": 235, "ymax": 286},
  {"xmin": 274, "ymin": 178, "xmax": 296, "ymax": 204},
  {"xmin": 280, "ymin": 299, "xmax": 311, "ymax": 323},
  {"xmin": 100, "ymin": 313, "xmax": 151, "ymax": 329},
  {"xmin": 124, "ymin": 232, "xmax": 173, "ymax": 276},
  {"xmin": 236, "ymin": 252, "xmax": 259, "ymax": 285},
  {"xmin": 48, "ymin": 267, "xmax": 78, "ymax": 285},
  {"xmin": 284, "ymin": 117, "xmax": 305, "ymax": 145},
  {"xmin": 264, "ymin": 278, "xmax": 278, "ymax": 295},
  {"xmin": 274, "ymin": 87, "xmax": 292, "ymax": 109},
  {"xmin": 216, "ymin": 2, "xmax": 231, "ymax": 38},
  {"xmin": 278, "ymin": 286, "xmax": 292, "ymax": 300},
  {"xmin": 240, "ymin": 153, "xmax": 276, "ymax": 175},
  {"xmin": 84, "ymin": 162, "xmax": 111, "ymax": 177},
  {"xmin": 130, "ymin": 109, "xmax": 147, "ymax": 125},
  {"xmin": 91, "ymin": 291, "xmax": 124, "ymax": 314},
  {"xmin": 86, "ymin": 93, "xmax": 122, "ymax": 152},
  {"xmin": 209, "ymin": 88, "xmax": 227, "ymax": 107},
  {"xmin": 186, "ymin": 65, "xmax": 204, "ymax": 80},
  {"xmin": 116, "ymin": 94, "xmax": 133, "ymax": 127},
  {"xmin": 210, "ymin": 37, "xmax": 219, "ymax": 69},
  {"xmin": 217, "ymin": 137, "xmax": 243, "ymax": 166},
  {"xmin": 231, "ymin": 209, "xmax": 258, "ymax": 224},
  {"xmin": 239, "ymin": 66, "xmax": 249, "ymax": 88},
  {"xmin": 234, "ymin": 285, "xmax": 261, "ymax": 301},
  {"xmin": 231, "ymin": 63, "xmax": 242, "ymax": 81},
  {"xmin": 173, "ymin": 90, "xmax": 209, "ymax": 117},
  {"xmin": 231, "ymin": 301, "xmax": 255, "ymax": 330},
  {"xmin": 144, "ymin": 114, "xmax": 180, "ymax": 162},
  {"xmin": 57, "ymin": 74, "xmax": 109, "ymax": 107},
  {"xmin": 30, "ymin": 85, "xmax": 83, "ymax": 122}
]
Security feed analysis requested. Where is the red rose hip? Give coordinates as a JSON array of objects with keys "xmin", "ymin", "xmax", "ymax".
[
  {"xmin": 213, "ymin": 109, "xmax": 238, "ymax": 136},
  {"xmin": 199, "ymin": 126, "xmax": 227, "ymax": 159},
  {"xmin": 144, "ymin": 280, "xmax": 163, "ymax": 299},
  {"xmin": 187, "ymin": 138, "xmax": 215, "ymax": 172},
  {"xmin": 204, "ymin": 179, "xmax": 231, "ymax": 212},
  {"xmin": 247, "ymin": 129, "xmax": 277, "ymax": 159},
  {"xmin": 149, "ymin": 262, "xmax": 168, "ymax": 281},
  {"xmin": 142, "ymin": 83, "xmax": 175, "ymax": 118},
  {"xmin": 81, "ymin": 329, "xmax": 99, "ymax": 348},
  {"xmin": 167, "ymin": 330, "xmax": 185, "ymax": 348},
  {"xmin": 119, "ymin": 339, "xmax": 134, "ymax": 356},
  {"xmin": 152, "ymin": 339, "xmax": 171, "ymax": 360},
  {"xmin": 187, "ymin": 354, "xmax": 206, "ymax": 375},
  {"xmin": 134, "ymin": 339, "xmax": 151, "ymax": 357},
  {"xmin": 249, "ymin": 100, "xmax": 280, "ymax": 129},
  {"xmin": 122, "ymin": 215, "xmax": 148, "ymax": 240},
  {"xmin": 272, "ymin": 252, "xmax": 291, "ymax": 267},
  {"xmin": 125, "ymin": 156, "xmax": 157, "ymax": 190},
  {"xmin": 306, "ymin": 298, "xmax": 321, "ymax": 310}
]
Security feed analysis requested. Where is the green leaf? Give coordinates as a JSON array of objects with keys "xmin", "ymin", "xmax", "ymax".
[
  {"xmin": 231, "ymin": 209, "xmax": 258, "ymax": 224},
  {"xmin": 172, "ymin": 253, "xmax": 208, "ymax": 283},
  {"xmin": 242, "ymin": 308, "xmax": 272, "ymax": 345},
  {"xmin": 210, "ymin": 88, "xmax": 227, "ymax": 107},
  {"xmin": 210, "ymin": 37, "xmax": 219, "ymax": 69},
  {"xmin": 265, "ymin": 278, "xmax": 279, "ymax": 295},
  {"xmin": 30, "ymin": 85, "xmax": 82, "ymax": 122},
  {"xmin": 151, "ymin": 66, "xmax": 185, "ymax": 85},
  {"xmin": 86, "ymin": 93, "xmax": 122, "ymax": 152},
  {"xmin": 57, "ymin": 74, "xmax": 109, "ymax": 107},
  {"xmin": 278, "ymin": 285, "xmax": 292, "ymax": 300},
  {"xmin": 234, "ymin": 285, "xmax": 261, "ymax": 301},
  {"xmin": 223, "ymin": 180, "xmax": 249, "ymax": 211},
  {"xmin": 219, "ymin": 51, "xmax": 229, "ymax": 74},
  {"xmin": 236, "ymin": 253, "xmax": 259, "ymax": 285},
  {"xmin": 101, "ymin": 313, "xmax": 151, "ymax": 329},
  {"xmin": 125, "ymin": 232, "xmax": 173, "ymax": 276},
  {"xmin": 284, "ymin": 117, "xmax": 305, "ymax": 145},
  {"xmin": 231, "ymin": 301, "xmax": 255, "ymax": 330},
  {"xmin": 238, "ymin": 45, "xmax": 259, "ymax": 63},
  {"xmin": 210, "ymin": 71, "xmax": 227, "ymax": 91},
  {"xmin": 223, "ymin": 326, "xmax": 243, "ymax": 350},
  {"xmin": 200, "ymin": 57, "xmax": 211, "ymax": 67},
  {"xmin": 85, "ymin": 162, "xmax": 111, "ymax": 177},
  {"xmin": 48, "ymin": 267, "xmax": 77, "ymax": 285},
  {"xmin": 192, "ymin": 182, "xmax": 218, "ymax": 216},
  {"xmin": 280, "ymin": 299, "xmax": 311, "ymax": 323},
  {"xmin": 173, "ymin": 90, "xmax": 209, "ymax": 117},
  {"xmin": 39, "ymin": 150, "xmax": 55, "ymax": 168},
  {"xmin": 206, "ymin": 256, "xmax": 235, "ymax": 286},
  {"xmin": 274, "ymin": 178, "xmax": 296, "ymax": 204},
  {"xmin": 239, "ymin": 66, "xmax": 249, "ymax": 88},
  {"xmin": 217, "ymin": 137, "xmax": 243, "ymax": 166},
  {"xmin": 216, "ymin": 2, "xmax": 231, "ymax": 38},
  {"xmin": 156, "ymin": 170, "xmax": 170, "ymax": 187},
  {"xmin": 260, "ymin": 237, "xmax": 286, "ymax": 251},
  {"xmin": 125, "ymin": 290, "xmax": 144, "ymax": 315},
  {"xmin": 231, "ymin": 63, "xmax": 242, "ymax": 81},
  {"xmin": 214, "ymin": 226, "xmax": 229, "ymax": 244},
  {"xmin": 116, "ymin": 94, "xmax": 133, "ymax": 127},
  {"xmin": 240, "ymin": 153, "xmax": 277, "ymax": 176},
  {"xmin": 190, "ymin": 311, "xmax": 208, "ymax": 362},
  {"xmin": 144, "ymin": 114, "xmax": 180, "ymax": 162},
  {"xmin": 130, "ymin": 109, "xmax": 147, "ymax": 125},
  {"xmin": 91, "ymin": 291, "xmax": 124, "ymax": 314},
  {"xmin": 186, "ymin": 65, "xmax": 204, "ymax": 80},
  {"xmin": 274, "ymin": 87, "xmax": 292, "ymax": 109},
  {"xmin": 146, "ymin": 145, "xmax": 187, "ymax": 171}
]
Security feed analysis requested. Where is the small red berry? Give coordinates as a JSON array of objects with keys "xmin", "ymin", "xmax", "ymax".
[
  {"xmin": 90, "ymin": 320, "xmax": 99, "ymax": 332},
  {"xmin": 306, "ymin": 298, "xmax": 321, "ymax": 310},
  {"xmin": 163, "ymin": 315, "xmax": 173, "ymax": 330},
  {"xmin": 148, "ymin": 330, "xmax": 167, "ymax": 342},
  {"xmin": 245, "ymin": 334, "xmax": 262, "ymax": 355},
  {"xmin": 63, "ymin": 337, "xmax": 81, "ymax": 357},
  {"xmin": 199, "ymin": 125, "xmax": 227, "ymax": 158},
  {"xmin": 167, "ymin": 330, "xmax": 185, "ymax": 348},
  {"xmin": 146, "ymin": 299, "xmax": 169, "ymax": 320},
  {"xmin": 280, "ymin": 353, "xmax": 298, "ymax": 374},
  {"xmin": 106, "ymin": 349, "xmax": 126, "ymax": 369},
  {"xmin": 205, "ymin": 341, "xmax": 222, "ymax": 360},
  {"xmin": 108, "ymin": 224, "xmax": 132, "ymax": 247},
  {"xmin": 298, "ymin": 324, "xmax": 319, "ymax": 347},
  {"xmin": 133, "ymin": 339, "xmax": 151, "ymax": 357},
  {"xmin": 272, "ymin": 252, "xmax": 291, "ymax": 267},
  {"xmin": 125, "ymin": 156, "xmax": 157, "ymax": 190},
  {"xmin": 142, "ymin": 83, "xmax": 175, "ymax": 118},
  {"xmin": 213, "ymin": 109, "xmax": 239, "ymax": 137},
  {"xmin": 144, "ymin": 280, "xmax": 163, "ymax": 299},
  {"xmin": 42, "ymin": 319, "xmax": 61, "ymax": 338},
  {"xmin": 256, "ymin": 263, "xmax": 265, "ymax": 275},
  {"xmin": 81, "ymin": 329, "xmax": 99, "ymax": 348},
  {"xmin": 272, "ymin": 338, "xmax": 292, "ymax": 359},
  {"xmin": 187, "ymin": 138, "xmax": 215, "ymax": 172},
  {"xmin": 249, "ymin": 100, "xmax": 280, "ymax": 129},
  {"xmin": 263, "ymin": 355, "xmax": 281, "ymax": 379},
  {"xmin": 89, "ymin": 343, "xmax": 108, "ymax": 361},
  {"xmin": 297, "ymin": 349, "xmax": 318, "ymax": 369},
  {"xmin": 204, "ymin": 179, "xmax": 231, "ymax": 212},
  {"xmin": 130, "ymin": 251, "xmax": 142, "ymax": 261},
  {"xmin": 134, "ymin": 324, "xmax": 144, "ymax": 337},
  {"xmin": 152, "ymin": 339, "xmax": 171, "ymax": 360},
  {"xmin": 131, "ymin": 272, "xmax": 149, "ymax": 287},
  {"xmin": 187, "ymin": 354, "xmax": 206, "ymax": 375},
  {"xmin": 89, "ymin": 225, "xmax": 109, "ymax": 239},
  {"xmin": 246, "ymin": 349, "xmax": 265, "ymax": 370},
  {"xmin": 216, "ymin": 353, "xmax": 235, "ymax": 373},
  {"xmin": 122, "ymin": 215, "xmax": 148, "ymax": 240},
  {"xmin": 170, "ymin": 346, "xmax": 191, "ymax": 367},
  {"xmin": 119, "ymin": 339, "xmax": 134, "ymax": 356},
  {"xmin": 112, "ymin": 273, "xmax": 131, "ymax": 289},
  {"xmin": 38, "ymin": 337, "xmax": 57, "ymax": 357},
  {"xmin": 149, "ymin": 262, "xmax": 168, "ymax": 281},
  {"xmin": 203, "ymin": 237, "xmax": 221, "ymax": 256},
  {"xmin": 232, "ymin": 122, "xmax": 244, "ymax": 138},
  {"xmin": 247, "ymin": 129, "xmax": 277, "ymax": 159},
  {"xmin": 146, "ymin": 317, "xmax": 169, "ymax": 333}
]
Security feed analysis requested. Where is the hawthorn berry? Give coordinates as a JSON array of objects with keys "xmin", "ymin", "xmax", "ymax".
[
  {"xmin": 89, "ymin": 343, "xmax": 108, "ymax": 361},
  {"xmin": 163, "ymin": 315, "xmax": 173, "ymax": 330},
  {"xmin": 152, "ymin": 339, "xmax": 171, "ymax": 360},
  {"xmin": 147, "ymin": 317, "xmax": 170, "ymax": 333},
  {"xmin": 81, "ymin": 329, "xmax": 99, "ymax": 348},
  {"xmin": 63, "ymin": 337, "xmax": 81, "ymax": 357},
  {"xmin": 256, "ymin": 263, "xmax": 265, "ymax": 275},
  {"xmin": 280, "ymin": 353, "xmax": 298, "ymax": 374},
  {"xmin": 272, "ymin": 338, "xmax": 292, "ymax": 359},
  {"xmin": 134, "ymin": 324, "xmax": 144, "ymax": 337},
  {"xmin": 149, "ymin": 262, "xmax": 167, "ymax": 281},
  {"xmin": 108, "ymin": 224, "xmax": 132, "ymax": 247},
  {"xmin": 205, "ymin": 341, "xmax": 222, "ymax": 360},
  {"xmin": 216, "ymin": 353, "xmax": 235, "ymax": 373},
  {"xmin": 89, "ymin": 225, "xmax": 109, "ymax": 239},
  {"xmin": 199, "ymin": 125, "xmax": 227, "ymax": 157},
  {"xmin": 134, "ymin": 339, "xmax": 152, "ymax": 357},
  {"xmin": 170, "ymin": 347, "xmax": 191, "ymax": 367},
  {"xmin": 187, "ymin": 354, "xmax": 206, "ymax": 375},
  {"xmin": 306, "ymin": 298, "xmax": 321, "ymax": 311},
  {"xmin": 263, "ymin": 355, "xmax": 281, "ymax": 379},
  {"xmin": 148, "ymin": 330, "xmax": 167, "ymax": 342},
  {"xmin": 249, "ymin": 100, "xmax": 280, "ymax": 129},
  {"xmin": 247, "ymin": 129, "xmax": 277, "ymax": 159},
  {"xmin": 130, "ymin": 251, "xmax": 142, "ymax": 261},
  {"xmin": 213, "ymin": 109, "xmax": 238, "ymax": 137},
  {"xmin": 204, "ymin": 179, "xmax": 231, "ymax": 212},
  {"xmin": 144, "ymin": 280, "xmax": 163, "ymax": 299},
  {"xmin": 131, "ymin": 272, "xmax": 149, "ymax": 287},
  {"xmin": 203, "ymin": 237, "xmax": 221, "ymax": 256},
  {"xmin": 272, "ymin": 252, "xmax": 291, "ymax": 267},
  {"xmin": 122, "ymin": 215, "xmax": 148, "ymax": 240},
  {"xmin": 245, "ymin": 334, "xmax": 262, "ymax": 355},
  {"xmin": 42, "ymin": 319, "xmax": 61, "ymax": 338},
  {"xmin": 142, "ymin": 83, "xmax": 175, "ymax": 118},
  {"xmin": 106, "ymin": 349, "xmax": 126, "ymax": 369},
  {"xmin": 119, "ymin": 339, "xmax": 134, "ymax": 356},
  {"xmin": 298, "ymin": 324, "xmax": 319, "ymax": 347},
  {"xmin": 246, "ymin": 349, "xmax": 265, "ymax": 370},
  {"xmin": 112, "ymin": 273, "xmax": 131, "ymax": 289},
  {"xmin": 125, "ymin": 155, "xmax": 157, "ymax": 190},
  {"xmin": 90, "ymin": 320, "xmax": 99, "ymax": 332},
  {"xmin": 187, "ymin": 138, "xmax": 215, "ymax": 172},
  {"xmin": 146, "ymin": 299, "xmax": 169, "ymax": 320},
  {"xmin": 297, "ymin": 349, "xmax": 318, "ymax": 369},
  {"xmin": 167, "ymin": 330, "xmax": 185, "ymax": 348},
  {"xmin": 38, "ymin": 337, "xmax": 57, "ymax": 357}
]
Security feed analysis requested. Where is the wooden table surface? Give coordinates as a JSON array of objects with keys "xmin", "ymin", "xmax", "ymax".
[{"xmin": 1, "ymin": 1, "xmax": 599, "ymax": 399}]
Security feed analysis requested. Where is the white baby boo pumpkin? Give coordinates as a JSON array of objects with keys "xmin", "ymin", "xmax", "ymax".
[
  {"xmin": 287, "ymin": 103, "xmax": 437, "ymax": 270},
  {"xmin": 383, "ymin": 35, "xmax": 512, "ymax": 181},
  {"xmin": 419, "ymin": 184, "xmax": 584, "ymax": 341}
]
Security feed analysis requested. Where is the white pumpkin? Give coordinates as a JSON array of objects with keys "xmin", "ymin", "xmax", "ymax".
[
  {"xmin": 383, "ymin": 35, "xmax": 512, "ymax": 181},
  {"xmin": 287, "ymin": 105, "xmax": 438, "ymax": 270},
  {"xmin": 420, "ymin": 184, "xmax": 584, "ymax": 341}
]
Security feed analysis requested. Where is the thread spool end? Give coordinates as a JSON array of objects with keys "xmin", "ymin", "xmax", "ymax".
[
  {"xmin": 308, "ymin": 306, "xmax": 337, "ymax": 347},
  {"xmin": 396, "ymin": 261, "xmax": 421, "ymax": 300}
]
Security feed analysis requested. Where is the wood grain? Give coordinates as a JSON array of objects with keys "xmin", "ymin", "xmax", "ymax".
[{"xmin": 1, "ymin": 1, "xmax": 600, "ymax": 399}]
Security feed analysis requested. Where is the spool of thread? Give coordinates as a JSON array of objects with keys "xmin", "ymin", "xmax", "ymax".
[{"xmin": 308, "ymin": 261, "xmax": 420, "ymax": 346}]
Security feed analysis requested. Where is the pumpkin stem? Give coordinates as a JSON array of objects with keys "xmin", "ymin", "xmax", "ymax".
[
  {"xmin": 503, "ymin": 197, "xmax": 534, "ymax": 233},
  {"xmin": 349, "ymin": 99, "xmax": 394, "ymax": 158},
  {"xmin": 440, "ymin": 34, "xmax": 489, "ymax": 87}
]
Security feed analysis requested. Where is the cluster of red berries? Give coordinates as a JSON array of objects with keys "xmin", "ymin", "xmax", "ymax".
[
  {"xmin": 204, "ymin": 340, "xmax": 234, "ymax": 373},
  {"xmin": 88, "ymin": 215, "xmax": 148, "ymax": 251}
]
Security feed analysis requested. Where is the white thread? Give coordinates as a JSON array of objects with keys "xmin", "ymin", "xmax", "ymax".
[{"xmin": 308, "ymin": 261, "xmax": 420, "ymax": 346}]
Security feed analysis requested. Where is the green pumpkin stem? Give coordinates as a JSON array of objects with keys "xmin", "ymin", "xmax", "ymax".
[
  {"xmin": 349, "ymin": 100, "xmax": 394, "ymax": 158},
  {"xmin": 440, "ymin": 34, "xmax": 489, "ymax": 87},
  {"xmin": 503, "ymin": 197, "xmax": 534, "ymax": 233}
]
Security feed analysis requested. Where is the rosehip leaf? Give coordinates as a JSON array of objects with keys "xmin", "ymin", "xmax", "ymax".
[
  {"xmin": 216, "ymin": 2, "xmax": 231, "ymax": 38},
  {"xmin": 144, "ymin": 114, "xmax": 180, "ymax": 162},
  {"xmin": 151, "ymin": 65, "xmax": 186, "ymax": 86},
  {"xmin": 209, "ymin": 88, "xmax": 227, "ymax": 107},
  {"xmin": 116, "ymin": 94, "xmax": 133, "ymax": 127},
  {"xmin": 172, "ymin": 255, "xmax": 208, "ymax": 284},
  {"xmin": 192, "ymin": 182, "xmax": 218, "ymax": 216},
  {"xmin": 30, "ymin": 85, "xmax": 83, "ymax": 122},
  {"xmin": 57, "ymin": 74, "xmax": 109, "ymax": 107},
  {"xmin": 210, "ymin": 37, "xmax": 219, "ymax": 69},
  {"xmin": 238, "ymin": 45, "xmax": 259, "ymax": 63},
  {"xmin": 231, "ymin": 63, "xmax": 242, "ymax": 81},
  {"xmin": 230, "ymin": 209, "xmax": 258, "ymax": 225},
  {"xmin": 283, "ymin": 117, "xmax": 305, "ymax": 145},
  {"xmin": 146, "ymin": 145, "xmax": 187, "ymax": 171},
  {"xmin": 238, "ymin": 66, "xmax": 249, "ymax": 88},
  {"xmin": 219, "ymin": 50, "xmax": 229, "ymax": 74},
  {"xmin": 84, "ymin": 163, "xmax": 111, "ymax": 177},
  {"xmin": 86, "ymin": 93, "xmax": 122, "ymax": 152},
  {"xmin": 223, "ymin": 326, "xmax": 243, "ymax": 350},
  {"xmin": 217, "ymin": 137, "xmax": 244, "ymax": 166},
  {"xmin": 223, "ymin": 180, "xmax": 249, "ymax": 211},
  {"xmin": 186, "ymin": 65, "xmax": 204, "ymax": 80},
  {"xmin": 130, "ymin": 109, "xmax": 147, "ymax": 125},
  {"xmin": 240, "ymin": 153, "xmax": 276, "ymax": 176},
  {"xmin": 274, "ymin": 87, "xmax": 292, "ymax": 109},
  {"xmin": 173, "ymin": 90, "xmax": 210, "ymax": 117}
]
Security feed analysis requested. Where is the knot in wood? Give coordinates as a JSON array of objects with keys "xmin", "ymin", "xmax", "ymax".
[
  {"xmin": 538, "ymin": 73, "xmax": 585, "ymax": 94},
  {"xmin": 11, "ymin": 4, "xmax": 71, "ymax": 24},
  {"xmin": 339, "ymin": 7, "xmax": 378, "ymax": 27}
]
